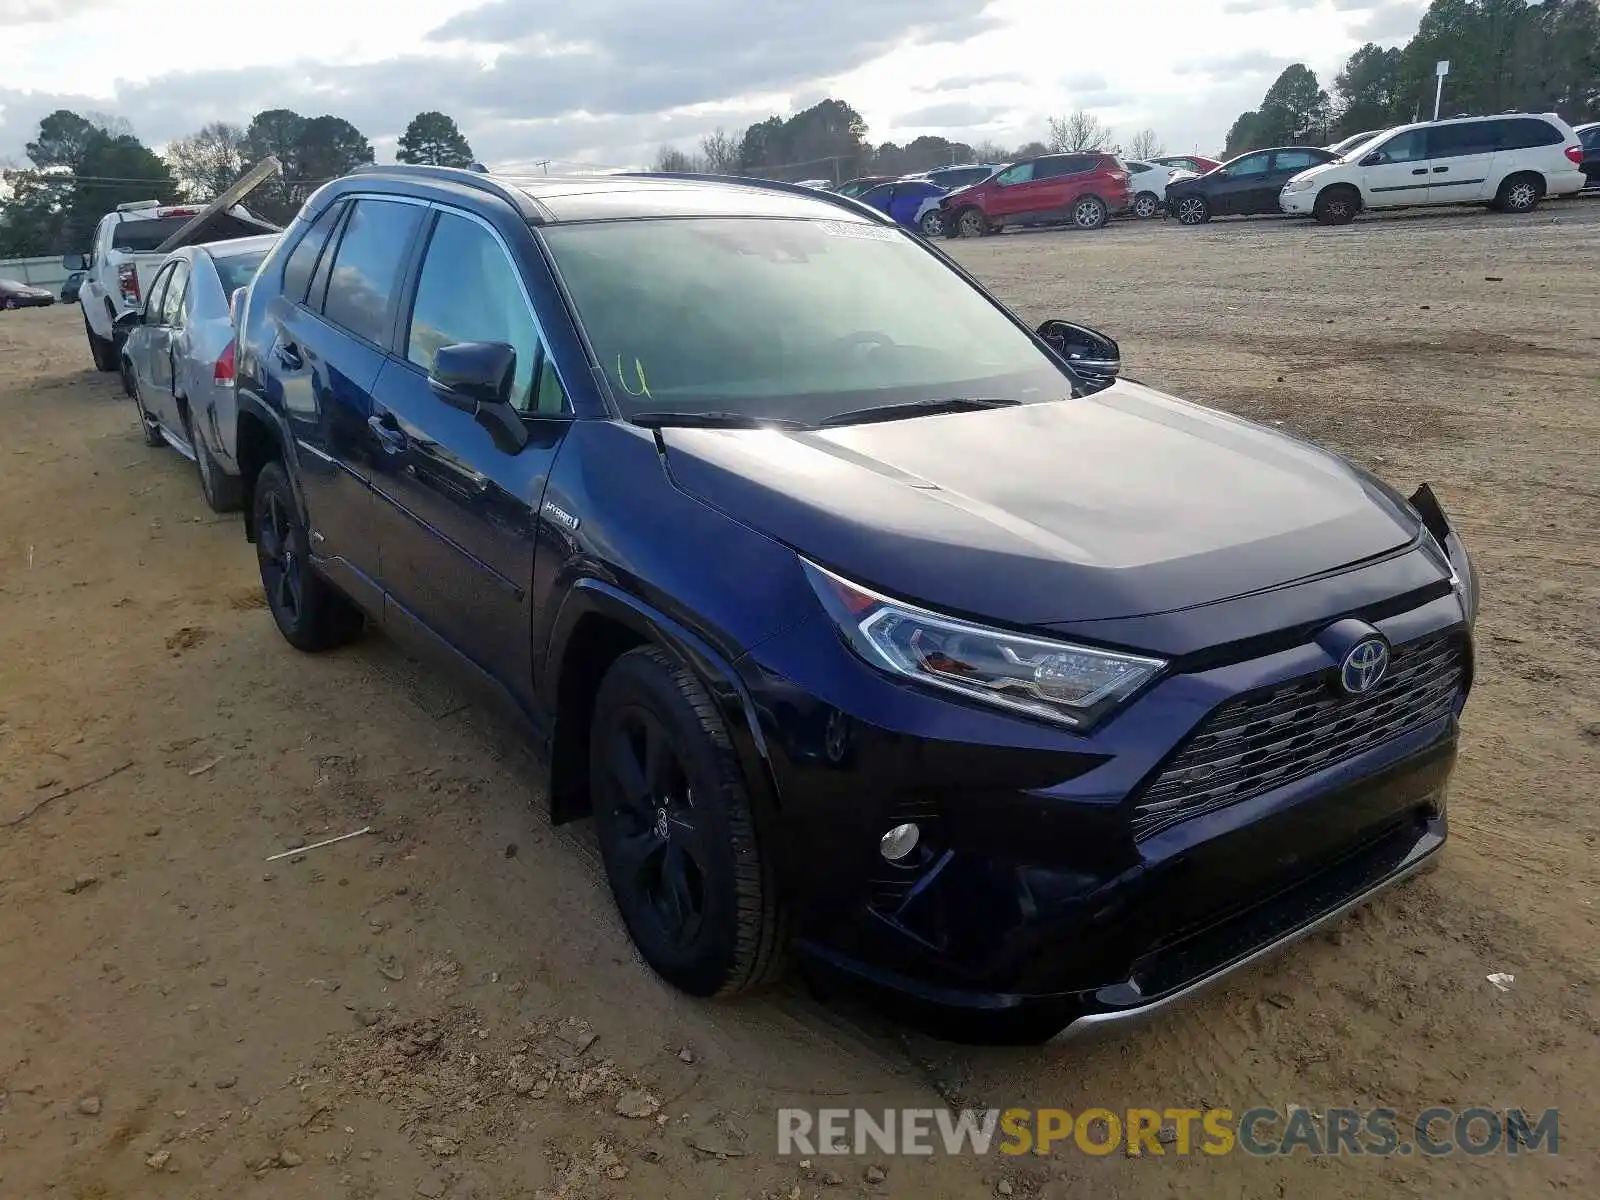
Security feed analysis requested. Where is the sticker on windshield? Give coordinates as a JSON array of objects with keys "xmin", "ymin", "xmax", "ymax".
[{"xmin": 815, "ymin": 220, "xmax": 899, "ymax": 242}]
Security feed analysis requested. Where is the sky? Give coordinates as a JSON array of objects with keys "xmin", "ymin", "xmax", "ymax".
[{"xmin": 0, "ymin": 0, "xmax": 1430, "ymax": 173}]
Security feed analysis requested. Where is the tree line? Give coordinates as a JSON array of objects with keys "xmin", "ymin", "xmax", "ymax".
[
  {"xmin": 0, "ymin": 109, "xmax": 474, "ymax": 258},
  {"xmin": 1224, "ymin": 0, "xmax": 1600, "ymax": 155},
  {"xmin": 651, "ymin": 99, "xmax": 1166, "ymax": 183}
]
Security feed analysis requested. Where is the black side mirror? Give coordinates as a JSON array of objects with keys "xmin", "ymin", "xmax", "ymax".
[
  {"xmin": 428, "ymin": 341, "xmax": 529, "ymax": 453},
  {"xmin": 1037, "ymin": 320, "xmax": 1121, "ymax": 382},
  {"xmin": 113, "ymin": 309, "xmax": 143, "ymax": 330},
  {"xmin": 61, "ymin": 252, "xmax": 87, "ymax": 271}
]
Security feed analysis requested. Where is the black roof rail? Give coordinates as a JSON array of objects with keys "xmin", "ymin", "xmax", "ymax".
[
  {"xmin": 616, "ymin": 171, "xmax": 898, "ymax": 228},
  {"xmin": 345, "ymin": 162, "xmax": 548, "ymax": 222}
]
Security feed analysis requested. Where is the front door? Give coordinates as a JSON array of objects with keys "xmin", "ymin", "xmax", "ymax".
[
  {"xmin": 271, "ymin": 196, "xmax": 426, "ymax": 608},
  {"xmin": 1210, "ymin": 151, "xmax": 1275, "ymax": 215},
  {"xmin": 1356, "ymin": 127, "xmax": 1434, "ymax": 208},
  {"xmin": 1425, "ymin": 121, "xmax": 1498, "ymax": 204},
  {"xmin": 367, "ymin": 207, "xmax": 573, "ymax": 694},
  {"xmin": 987, "ymin": 160, "xmax": 1051, "ymax": 220},
  {"xmin": 1269, "ymin": 148, "xmax": 1328, "ymax": 208}
]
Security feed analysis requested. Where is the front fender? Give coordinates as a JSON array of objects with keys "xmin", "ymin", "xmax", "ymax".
[
  {"xmin": 540, "ymin": 578, "xmax": 780, "ymax": 826},
  {"xmin": 234, "ymin": 390, "xmax": 308, "ymax": 542}
]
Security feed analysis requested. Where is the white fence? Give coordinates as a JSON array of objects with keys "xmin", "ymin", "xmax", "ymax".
[{"xmin": 0, "ymin": 255, "xmax": 72, "ymax": 289}]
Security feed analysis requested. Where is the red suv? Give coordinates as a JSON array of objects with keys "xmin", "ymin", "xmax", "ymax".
[{"xmin": 939, "ymin": 153, "xmax": 1129, "ymax": 237}]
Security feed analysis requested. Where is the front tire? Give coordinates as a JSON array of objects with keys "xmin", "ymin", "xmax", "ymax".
[
  {"xmin": 1132, "ymin": 191, "xmax": 1161, "ymax": 219},
  {"xmin": 1494, "ymin": 173, "xmax": 1542, "ymax": 214},
  {"xmin": 128, "ymin": 368, "xmax": 165, "ymax": 447},
  {"xmin": 1073, "ymin": 195, "xmax": 1109, "ymax": 230},
  {"xmin": 1313, "ymin": 186, "xmax": 1359, "ymax": 225},
  {"xmin": 85, "ymin": 311, "xmax": 118, "ymax": 372},
  {"xmin": 952, "ymin": 207, "xmax": 989, "ymax": 239},
  {"xmin": 1174, "ymin": 194, "xmax": 1210, "ymax": 225},
  {"xmin": 918, "ymin": 208, "xmax": 944, "ymax": 238},
  {"xmin": 252, "ymin": 460, "xmax": 364, "ymax": 652},
  {"xmin": 590, "ymin": 645, "xmax": 786, "ymax": 997}
]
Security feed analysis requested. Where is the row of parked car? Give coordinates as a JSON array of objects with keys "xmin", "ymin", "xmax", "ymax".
[
  {"xmin": 62, "ymin": 159, "xmax": 1480, "ymax": 1041},
  {"xmin": 827, "ymin": 111, "xmax": 1598, "ymax": 238}
]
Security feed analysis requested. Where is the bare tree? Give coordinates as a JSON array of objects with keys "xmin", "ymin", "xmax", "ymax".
[
  {"xmin": 165, "ymin": 122, "xmax": 250, "ymax": 200},
  {"xmin": 1046, "ymin": 110, "xmax": 1114, "ymax": 153},
  {"xmin": 971, "ymin": 139, "xmax": 1014, "ymax": 164},
  {"xmin": 699, "ymin": 128, "xmax": 741, "ymax": 175},
  {"xmin": 1126, "ymin": 128, "xmax": 1165, "ymax": 160},
  {"xmin": 653, "ymin": 146, "xmax": 699, "ymax": 173}
]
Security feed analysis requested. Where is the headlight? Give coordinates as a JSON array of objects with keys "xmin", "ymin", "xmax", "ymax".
[
  {"xmin": 1283, "ymin": 178, "xmax": 1316, "ymax": 193},
  {"xmin": 802, "ymin": 560, "xmax": 1166, "ymax": 729}
]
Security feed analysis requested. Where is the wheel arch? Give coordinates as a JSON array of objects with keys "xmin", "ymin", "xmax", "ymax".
[
  {"xmin": 538, "ymin": 579, "xmax": 780, "ymax": 830},
  {"xmin": 234, "ymin": 393, "xmax": 303, "ymax": 543}
]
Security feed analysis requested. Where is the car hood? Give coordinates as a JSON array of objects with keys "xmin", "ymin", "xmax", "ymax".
[{"xmin": 659, "ymin": 381, "xmax": 1424, "ymax": 626}]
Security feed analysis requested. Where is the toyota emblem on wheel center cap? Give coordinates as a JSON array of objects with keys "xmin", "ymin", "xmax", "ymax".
[{"xmin": 1339, "ymin": 637, "xmax": 1390, "ymax": 695}]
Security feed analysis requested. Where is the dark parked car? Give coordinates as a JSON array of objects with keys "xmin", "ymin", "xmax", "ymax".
[
  {"xmin": 939, "ymin": 152, "xmax": 1129, "ymax": 236},
  {"xmin": 1577, "ymin": 121, "xmax": 1600, "ymax": 188},
  {"xmin": 1166, "ymin": 146, "xmax": 1340, "ymax": 224},
  {"xmin": 233, "ymin": 165, "xmax": 1476, "ymax": 1040},
  {"xmin": 60, "ymin": 270, "xmax": 86, "ymax": 302},
  {"xmin": 1, "ymin": 278, "xmax": 56, "ymax": 309},
  {"xmin": 913, "ymin": 163, "xmax": 1003, "ymax": 190},
  {"xmin": 856, "ymin": 178, "xmax": 949, "ymax": 236}
]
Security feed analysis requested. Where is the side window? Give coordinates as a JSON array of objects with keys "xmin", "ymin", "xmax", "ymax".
[
  {"xmin": 1367, "ymin": 129, "xmax": 1428, "ymax": 164},
  {"xmin": 281, "ymin": 199, "xmax": 346, "ymax": 304},
  {"xmin": 405, "ymin": 211, "xmax": 565, "ymax": 415},
  {"xmin": 1496, "ymin": 118, "xmax": 1562, "ymax": 150},
  {"xmin": 1272, "ymin": 149, "xmax": 1323, "ymax": 172},
  {"xmin": 858, "ymin": 184, "xmax": 894, "ymax": 206},
  {"xmin": 144, "ymin": 263, "xmax": 174, "ymax": 320},
  {"xmin": 1428, "ymin": 122, "xmax": 1498, "ymax": 158},
  {"xmin": 1229, "ymin": 152, "xmax": 1272, "ymax": 176},
  {"xmin": 997, "ymin": 161, "xmax": 1035, "ymax": 185},
  {"xmin": 321, "ymin": 198, "xmax": 423, "ymax": 347},
  {"xmin": 1127, "ymin": 161, "xmax": 1151, "ymax": 174},
  {"xmin": 160, "ymin": 259, "xmax": 190, "ymax": 326},
  {"xmin": 1581, "ymin": 127, "xmax": 1600, "ymax": 150}
]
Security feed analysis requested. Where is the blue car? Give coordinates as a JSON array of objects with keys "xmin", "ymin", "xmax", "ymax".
[
  {"xmin": 232, "ymin": 165, "xmax": 1476, "ymax": 1040},
  {"xmin": 857, "ymin": 179, "xmax": 950, "ymax": 236}
]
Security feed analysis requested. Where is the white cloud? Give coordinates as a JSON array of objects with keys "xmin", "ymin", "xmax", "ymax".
[{"xmin": 0, "ymin": 0, "xmax": 1430, "ymax": 169}]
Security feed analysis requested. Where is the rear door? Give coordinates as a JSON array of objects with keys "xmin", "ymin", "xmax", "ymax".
[
  {"xmin": 367, "ymin": 205, "xmax": 574, "ymax": 688},
  {"xmin": 145, "ymin": 257, "xmax": 190, "ymax": 433},
  {"xmin": 269, "ymin": 195, "xmax": 426, "ymax": 607},
  {"xmin": 1209, "ymin": 151, "xmax": 1273, "ymax": 214},
  {"xmin": 1355, "ymin": 127, "xmax": 1433, "ymax": 207},
  {"xmin": 1425, "ymin": 120, "xmax": 1499, "ymax": 203}
]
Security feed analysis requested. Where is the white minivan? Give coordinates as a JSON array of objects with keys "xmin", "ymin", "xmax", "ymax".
[{"xmin": 1280, "ymin": 113, "xmax": 1587, "ymax": 224}]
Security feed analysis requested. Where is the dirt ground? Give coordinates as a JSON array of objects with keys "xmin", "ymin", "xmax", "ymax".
[{"xmin": 2, "ymin": 201, "xmax": 1597, "ymax": 1200}]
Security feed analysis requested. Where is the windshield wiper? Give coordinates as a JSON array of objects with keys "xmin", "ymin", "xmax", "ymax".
[
  {"xmin": 629, "ymin": 411, "xmax": 815, "ymax": 430},
  {"xmin": 818, "ymin": 397, "xmax": 1018, "ymax": 427}
]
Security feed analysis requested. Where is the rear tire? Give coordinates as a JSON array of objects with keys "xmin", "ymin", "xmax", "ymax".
[
  {"xmin": 1132, "ymin": 191, "xmax": 1161, "ymax": 219},
  {"xmin": 1072, "ymin": 195, "xmax": 1109, "ymax": 230},
  {"xmin": 1494, "ymin": 173, "xmax": 1542, "ymax": 214},
  {"xmin": 252, "ymin": 460, "xmax": 365, "ymax": 652},
  {"xmin": 85, "ymin": 312, "xmax": 118, "ymax": 372},
  {"xmin": 590, "ymin": 645, "xmax": 786, "ymax": 997},
  {"xmin": 191, "ymin": 411, "xmax": 244, "ymax": 513},
  {"xmin": 1313, "ymin": 186, "xmax": 1359, "ymax": 226}
]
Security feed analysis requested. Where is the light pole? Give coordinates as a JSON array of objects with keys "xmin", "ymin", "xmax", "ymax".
[{"xmin": 1433, "ymin": 60, "xmax": 1450, "ymax": 121}]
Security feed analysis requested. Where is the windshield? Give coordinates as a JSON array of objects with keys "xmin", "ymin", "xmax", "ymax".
[
  {"xmin": 541, "ymin": 217, "xmax": 1068, "ymax": 423},
  {"xmin": 213, "ymin": 251, "xmax": 267, "ymax": 295},
  {"xmin": 1334, "ymin": 131, "xmax": 1386, "ymax": 160}
]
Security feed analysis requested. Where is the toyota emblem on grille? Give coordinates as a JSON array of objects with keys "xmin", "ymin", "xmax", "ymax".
[{"xmin": 1339, "ymin": 637, "xmax": 1390, "ymax": 695}]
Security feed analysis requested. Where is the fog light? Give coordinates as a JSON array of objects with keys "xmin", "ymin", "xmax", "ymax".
[{"xmin": 879, "ymin": 822, "xmax": 920, "ymax": 862}]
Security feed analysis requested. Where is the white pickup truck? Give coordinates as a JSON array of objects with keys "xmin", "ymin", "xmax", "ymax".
[{"xmin": 66, "ymin": 159, "xmax": 282, "ymax": 372}]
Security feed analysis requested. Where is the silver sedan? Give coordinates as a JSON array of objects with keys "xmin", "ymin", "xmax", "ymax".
[{"xmin": 120, "ymin": 234, "xmax": 277, "ymax": 511}]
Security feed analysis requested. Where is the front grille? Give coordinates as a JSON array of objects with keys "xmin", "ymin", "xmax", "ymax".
[{"xmin": 1132, "ymin": 633, "xmax": 1466, "ymax": 840}]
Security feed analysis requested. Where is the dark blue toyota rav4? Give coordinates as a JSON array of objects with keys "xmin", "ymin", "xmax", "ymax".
[{"xmin": 232, "ymin": 164, "xmax": 1477, "ymax": 1040}]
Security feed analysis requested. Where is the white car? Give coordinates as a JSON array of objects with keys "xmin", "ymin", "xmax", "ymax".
[
  {"xmin": 1281, "ymin": 112, "xmax": 1587, "ymax": 224},
  {"xmin": 1123, "ymin": 160, "xmax": 1197, "ymax": 218}
]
